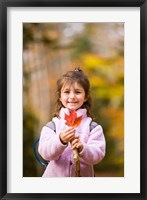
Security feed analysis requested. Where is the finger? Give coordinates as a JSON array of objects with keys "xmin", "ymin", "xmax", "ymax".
[
  {"xmin": 64, "ymin": 129, "xmax": 75, "ymax": 137},
  {"xmin": 66, "ymin": 132, "xmax": 76, "ymax": 141},
  {"xmin": 70, "ymin": 135, "xmax": 79, "ymax": 142},
  {"xmin": 76, "ymin": 144, "xmax": 81, "ymax": 149},
  {"xmin": 72, "ymin": 143, "xmax": 78, "ymax": 150},
  {"xmin": 67, "ymin": 127, "xmax": 75, "ymax": 131},
  {"xmin": 66, "ymin": 129, "xmax": 75, "ymax": 135},
  {"xmin": 71, "ymin": 139, "xmax": 79, "ymax": 146},
  {"xmin": 74, "ymin": 135, "xmax": 79, "ymax": 139}
]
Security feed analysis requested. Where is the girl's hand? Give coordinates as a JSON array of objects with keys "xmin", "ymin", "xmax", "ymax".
[
  {"xmin": 71, "ymin": 136, "xmax": 83, "ymax": 153},
  {"xmin": 60, "ymin": 128, "xmax": 75, "ymax": 144}
]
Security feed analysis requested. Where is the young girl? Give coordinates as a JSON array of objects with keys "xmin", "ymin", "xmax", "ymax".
[{"xmin": 38, "ymin": 68, "xmax": 106, "ymax": 177}]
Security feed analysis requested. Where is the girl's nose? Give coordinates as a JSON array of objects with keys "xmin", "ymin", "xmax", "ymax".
[{"xmin": 69, "ymin": 92, "xmax": 75, "ymax": 99}]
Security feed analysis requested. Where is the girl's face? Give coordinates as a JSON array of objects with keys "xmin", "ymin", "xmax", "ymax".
[{"xmin": 60, "ymin": 82, "xmax": 87, "ymax": 110}]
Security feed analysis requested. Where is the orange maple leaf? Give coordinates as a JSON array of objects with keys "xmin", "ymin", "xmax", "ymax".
[{"xmin": 65, "ymin": 110, "xmax": 82, "ymax": 128}]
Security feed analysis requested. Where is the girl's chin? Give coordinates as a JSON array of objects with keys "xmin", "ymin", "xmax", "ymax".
[
  {"xmin": 67, "ymin": 105, "xmax": 79, "ymax": 110},
  {"xmin": 67, "ymin": 107, "xmax": 77, "ymax": 110}
]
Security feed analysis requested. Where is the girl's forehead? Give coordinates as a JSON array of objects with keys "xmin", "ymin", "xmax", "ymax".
[{"xmin": 62, "ymin": 81, "xmax": 84, "ymax": 90}]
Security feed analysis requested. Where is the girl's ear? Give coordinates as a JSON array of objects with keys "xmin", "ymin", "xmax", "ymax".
[
  {"xmin": 84, "ymin": 94, "xmax": 89, "ymax": 102},
  {"xmin": 84, "ymin": 98, "xmax": 87, "ymax": 102}
]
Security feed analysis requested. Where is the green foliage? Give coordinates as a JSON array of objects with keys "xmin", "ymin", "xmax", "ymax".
[
  {"xmin": 23, "ymin": 106, "xmax": 39, "ymax": 177},
  {"xmin": 70, "ymin": 35, "xmax": 92, "ymax": 58},
  {"xmin": 82, "ymin": 55, "xmax": 124, "ymax": 176}
]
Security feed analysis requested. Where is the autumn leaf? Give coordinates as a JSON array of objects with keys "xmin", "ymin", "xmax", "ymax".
[
  {"xmin": 65, "ymin": 109, "xmax": 82, "ymax": 176},
  {"xmin": 65, "ymin": 110, "xmax": 82, "ymax": 128},
  {"xmin": 65, "ymin": 110, "xmax": 82, "ymax": 176}
]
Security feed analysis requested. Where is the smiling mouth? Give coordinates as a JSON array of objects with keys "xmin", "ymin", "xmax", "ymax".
[{"xmin": 68, "ymin": 102, "xmax": 78, "ymax": 104}]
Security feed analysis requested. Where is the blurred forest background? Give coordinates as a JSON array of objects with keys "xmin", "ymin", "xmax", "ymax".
[{"xmin": 23, "ymin": 22, "xmax": 124, "ymax": 177}]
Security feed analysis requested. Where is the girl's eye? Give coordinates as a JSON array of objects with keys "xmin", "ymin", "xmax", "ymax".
[
  {"xmin": 75, "ymin": 90, "xmax": 82, "ymax": 94},
  {"xmin": 64, "ymin": 90, "xmax": 69, "ymax": 94}
]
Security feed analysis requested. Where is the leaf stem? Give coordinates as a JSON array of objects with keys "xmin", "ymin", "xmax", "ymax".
[{"xmin": 73, "ymin": 149, "xmax": 80, "ymax": 177}]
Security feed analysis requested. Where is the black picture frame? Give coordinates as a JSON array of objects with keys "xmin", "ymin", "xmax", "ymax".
[{"xmin": 0, "ymin": 0, "xmax": 146, "ymax": 199}]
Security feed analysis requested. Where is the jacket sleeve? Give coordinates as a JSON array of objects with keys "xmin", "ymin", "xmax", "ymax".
[
  {"xmin": 38, "ymin": 126, "xmax": 67, "ymax": 161},
  {"xmin": 79, "ymin": 125, "xmax": 106, "ymax": 165}
]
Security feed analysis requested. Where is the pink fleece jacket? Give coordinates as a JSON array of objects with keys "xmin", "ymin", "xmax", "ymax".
[{"xmin": 38, "ymin": 108, "xmax": 106, "ymax": 177}]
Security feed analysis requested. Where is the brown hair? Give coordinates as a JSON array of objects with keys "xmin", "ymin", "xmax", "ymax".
[{"xmin": 54, "ymin": 68, "xmax": 92, "ymax": 117}]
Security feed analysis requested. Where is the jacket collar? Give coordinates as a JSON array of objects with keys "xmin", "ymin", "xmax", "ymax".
[{"xmin": 59, "ymin": 107, "xmax": 87, "ymax": 119}]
